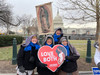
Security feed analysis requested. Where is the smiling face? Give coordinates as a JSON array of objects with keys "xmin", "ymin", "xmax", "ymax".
[
  {"xmin": 31, "ymin": 37, "xmax": 37, "ymax": 44},
  {"xmin": 47, "ymin": 38, "xmax": 52, "ymax": 45},
  {"xmin": 56, "ymin": 30, "xmax": 61, "ymax": 35},
  {"xmin": 62, "ymin": 40, "xmax": 68, "ymax": 46}
]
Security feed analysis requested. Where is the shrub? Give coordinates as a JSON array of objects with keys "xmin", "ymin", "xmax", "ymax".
[{"xmin": 0, "ymin": 35, "xmax": 24, "ymax": 47}]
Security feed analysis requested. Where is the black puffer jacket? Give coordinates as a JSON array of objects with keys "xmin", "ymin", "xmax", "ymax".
[
  {"xmin": 17, "ymin": 45, "xmax": 38, "ymax": 70},
  {"xmin": 37, "ymin": 35, "xmax": 55, "ymax": 75},
  {"xmin": 61, "ymin": 42, "xmax": 80, "ymax": 73}
]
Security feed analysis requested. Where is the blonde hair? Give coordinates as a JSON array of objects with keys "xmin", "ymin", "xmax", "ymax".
[{"xmin": 32, "ymin": 36, "xmax": 37, "ymax": 39}]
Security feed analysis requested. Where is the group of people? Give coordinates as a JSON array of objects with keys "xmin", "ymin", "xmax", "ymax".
[{"xmin": 17, "ymin": 28, "xmax": 80, "ymax": 75}]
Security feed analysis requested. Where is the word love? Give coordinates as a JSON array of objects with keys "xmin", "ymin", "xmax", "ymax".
[{"xmin": 41, "ymin": 51, "xmax": 57, "ymax": 62}]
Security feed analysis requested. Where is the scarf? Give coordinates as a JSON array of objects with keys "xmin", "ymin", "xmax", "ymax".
[
  {"xmin": 53, "ymin": 33, "xmax": 61, "ymax": 42},
  {"xmin": 45, "ymin": 42, "xmax": 53, "ymax": 47},
  {"xmin": 24, "ymin": 42, "xmax": 40, "ymax": 51},
  {"xmin": 62, "ymin": 44, "xmax": 70, "ymax": 62}
]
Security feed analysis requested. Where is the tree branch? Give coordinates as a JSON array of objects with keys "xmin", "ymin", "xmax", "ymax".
[{"xmin": 0, "ymin": 16, "xmax": 21, "ymax": 26}]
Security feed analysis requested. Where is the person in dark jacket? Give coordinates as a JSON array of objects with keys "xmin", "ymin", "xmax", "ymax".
[
  {"xmin": 59, "ymin": 37, "xmax": 80, "ymax": 75},
  {"xmin": 17, "ymin": 35, "xmax": 40, "ymax": 75},
  {"xmin": 94, "ymin": 36, "xmax": 100, "ymax": 69},
  {"xmin": 37, "ymin": 35, "xmax": 55, "ymax": 75},
  {"xmin": 53, "ymin": 28, "xmax": 63, "ymax": 45}
]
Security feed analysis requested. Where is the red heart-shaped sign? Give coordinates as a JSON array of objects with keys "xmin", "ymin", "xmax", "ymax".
[{"xmin": 38, "ymin": 45, "xmax": 67, "ymax": 72}]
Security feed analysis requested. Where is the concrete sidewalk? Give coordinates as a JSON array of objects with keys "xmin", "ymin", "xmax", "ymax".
[
  {"xmin": 0, "ymin": 74, "xmax": 16, "ymax": 75},
  {"xmin": 0, "ymin": 72, "xmax": 38, "ymax": 75},
  {"xmin": 79, "ymin": 71, "xmax": 93, "ymax": 75},
  {"xmin": 0, "ymin": 71, "xmax": 93, "ymax": 75}
]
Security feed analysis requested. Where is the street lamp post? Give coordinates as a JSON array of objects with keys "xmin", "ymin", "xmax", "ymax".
[
  {"xmin": 86, "ymin": 39, "xmax": 92, "ymax": 63},
  {"xmin": 12, "ymin": 38, "xmax": 17, "ymax": 65}
]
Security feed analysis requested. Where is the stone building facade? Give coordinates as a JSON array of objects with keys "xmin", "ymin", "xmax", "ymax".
[{"xmin": 53, "ymin": 10, "xmax": 96, "ymax": 40}]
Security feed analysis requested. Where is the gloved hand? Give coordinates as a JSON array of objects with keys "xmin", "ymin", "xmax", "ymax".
[
  {"xmin": 29, "ymin": 56, "xmax": 35, "ymax": 63},
  {"xmin": 39, "ymin": 62, "xmax": 47, "ymax": 67},
  {"xmin": 19, "ymin": 66, "xmax": 25, "ymax": 73},
  {"xmin": 97, "ymin": 62, "xmax": 100, "ymax": 69},
  {"xmin": 65, "ymin": 56, "xmax": 70, "ymax": 60}
]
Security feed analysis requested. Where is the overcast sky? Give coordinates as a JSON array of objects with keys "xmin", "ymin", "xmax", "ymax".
[
  {"xmin": 0, "ymin": 0, "xmax": 96, "ymax": 33},
  {"xmin": 6, "ymin": 0, "xmax": 58, "ymax": 18}
]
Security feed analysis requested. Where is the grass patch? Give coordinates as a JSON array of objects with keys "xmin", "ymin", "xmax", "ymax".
[
  {"xmin": 69, "ymin": 40, "xmax": 95, "ymax": 58},
  {"xmin": 0, "ymin": 40, "xmax": 96, "ymax": 60},
  {"xmin": 0, "ymin": 45, "xmax": 20, "ymax": 60}
]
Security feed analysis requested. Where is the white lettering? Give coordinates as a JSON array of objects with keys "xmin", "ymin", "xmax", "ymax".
[
  {"xmin": 43, "ymin": 57, "xmax": 57, "ymax": 62},
  {"xmin": 41, "ymin": 51, "xmax": 54, "ymax": 57}
]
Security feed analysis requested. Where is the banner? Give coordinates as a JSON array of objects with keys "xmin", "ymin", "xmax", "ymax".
[
  {"xmin": 36, "ymin": 2, "xmax": 54, "ymax": 35},
  {"xmin": 38, "ymin": 45, "xmax": 67, "ymax": 72}
]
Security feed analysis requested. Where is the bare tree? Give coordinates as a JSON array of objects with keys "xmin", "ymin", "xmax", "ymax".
[
  {"xmin": 0, "ymin": 0, "xmax": 21, "ymax": 28},
  {"xmin": 19, "ymin": 14, "xmax": 39, "ymax": 35},
  {"xmin": 20, "ymin": 15, "xmax": 34, "ymax": 35},
  {"xmin": 58, "ymin": 0, "xmax": 100, "ymax": 40},
  {"xmin": 4, "ymin": 12, "xmax": 12, "ymax": 34},
  {"xmin": 26, "ymin": 27, "xmax": 32, "ymax": 35},
  {"xmin": 31, "ymin": 18, "xmax": 38, "ymax": 34},
  {"xmin": 1, "ymin": 4, "xmax": 14, "ymax": 34}
]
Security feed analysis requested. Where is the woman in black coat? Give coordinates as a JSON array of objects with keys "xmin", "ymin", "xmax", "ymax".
[
  {"xmin": 59, "ymin": 37, "xmax": 80, "ymax": 75},
  {"xmin": 37, "ymin": 35, "xmax": 55, "ymax": 75},
  {"xmin": 17, "ymin": 35, "xmax": 40, "ymax": 75}
]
